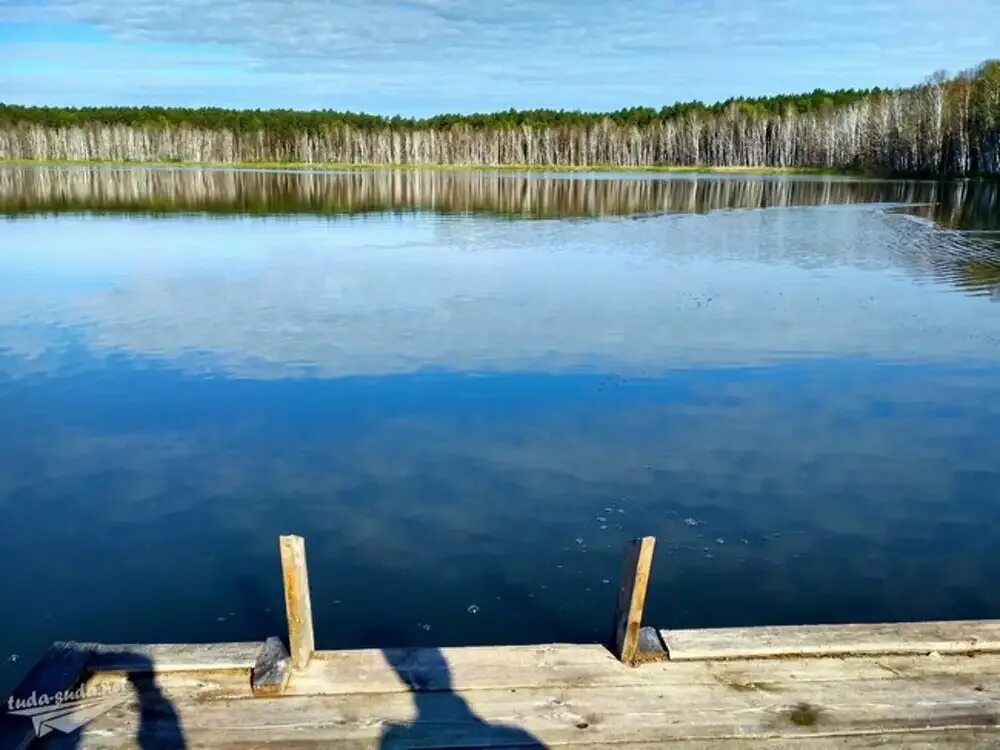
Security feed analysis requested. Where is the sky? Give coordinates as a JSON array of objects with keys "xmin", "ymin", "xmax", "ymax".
[{"xmin": 1, "ymin": 0, "xmax": 999, "ymax": 115}]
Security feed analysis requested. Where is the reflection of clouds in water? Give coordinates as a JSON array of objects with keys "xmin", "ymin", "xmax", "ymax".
[
  {"xmin": 1, "ymin": 363, "xmax": 998, "ymax": 629},
  {"xmin": 4, "ymin": 364, "xmax": 996, "ymax": 548},
  {"xmin": 1, "ymin": 206, "xmax": 997, "ymax": 380},
  {"xmin": 2, "ymin": 168, "xmax": 998, "ymax": 693}
]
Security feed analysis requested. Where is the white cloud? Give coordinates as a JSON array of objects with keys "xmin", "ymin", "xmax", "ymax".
[{"xmin": 2, "ymin": 0, "xmax": 999, "ymax": 111}]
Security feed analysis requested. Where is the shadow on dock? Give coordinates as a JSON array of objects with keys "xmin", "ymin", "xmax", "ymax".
[
  {"xmin": 380, "ymin": 647, "xmax": 544, "ymax": 749},
  {"xmin": 4, "ymin": 646, "xmax": 185, "ymax": 749},
  {"xmin": 123, "ymin": 660, "xmax": 185, "ymax": 750}
]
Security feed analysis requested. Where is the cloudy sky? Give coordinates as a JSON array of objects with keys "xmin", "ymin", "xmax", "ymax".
[{"xmin": 1, "ymin": 0, "xmax": 999, "ymax": 114}]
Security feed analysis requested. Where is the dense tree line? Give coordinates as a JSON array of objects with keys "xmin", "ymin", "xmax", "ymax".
[
  {"xmin": 0, "ymin": 90, "xmax": 880, "ymax": 132},
  {"xmin": 1, "ymin": 61, "xmax": 998, "ymax": 175}
]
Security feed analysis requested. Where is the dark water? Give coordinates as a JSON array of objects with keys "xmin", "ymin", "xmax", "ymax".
[{"xmin": 1, "ymin": 167, "xmax": 999, "ymax": 695}]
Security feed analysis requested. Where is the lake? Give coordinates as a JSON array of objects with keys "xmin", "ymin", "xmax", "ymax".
[{"xmin": 1, "ymin": 166, "xmax": 998, "ymax": 695}]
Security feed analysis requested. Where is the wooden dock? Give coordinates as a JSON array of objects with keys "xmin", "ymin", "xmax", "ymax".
[{"xmin": 4, "ymin": 536, "xmax": 999, "ymax": 748}]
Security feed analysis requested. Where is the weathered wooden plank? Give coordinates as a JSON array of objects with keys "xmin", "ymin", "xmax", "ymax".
[
  {"xmin": 0, "ymin": 643, "xmax": 90, "ymax": 750},
  {"xmin": 293, "ymin": 644, "xmax": 614, "ymax": 695},
  {"xmin": 252, "ymin": 637, "xmax": 292, "ymax": 696},
  {"xmin": 280, "ymin": 534, "xmax": 315, "ymax": 669},
  {"xmin": 81, "ymin": 668, "xmax": 253, "ymax": 702},
  {"xmin": 492, "ymin": 732, "xmax": 1000, "ymax": 750},
  {"xmin": 68, "ymin": 664, "xmax": 1000, "ymax": 748},
  {"xmin": 661, "ymin": 620, "xmax": 1000, "ymax": 661},
  {"xmin": 300, "ymin": 644, "xmax": 619, "ymax": 694},
  {"xmin": 22, "ymin": 635, "xmax": 1000, "ymax": 747},
  {"xmin": 65, "ymin": 729, "xmax": 1000, "ymax": 750},
  {"xmin": 284, "ymin": 646, "xmax": 1000, "ymax": 697},
  {"xmin": 84, "ymin": 641, "xmax": 263, "ymax": 672},
  {"xmin": 613, "ymin": 537, "xmax": 656, "ymax": 665},
  {"xmin": 546, "ymin": 733, "xmax": 1000, "ymax": 749}
]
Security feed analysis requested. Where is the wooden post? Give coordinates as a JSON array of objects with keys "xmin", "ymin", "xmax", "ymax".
[
  {"xmin": 613, "ymin": 536, "xmax": 656, "ymax": 665},
  {"xmin": 279, "ymin": 535, "xmax": 315, "ymax": 669}
]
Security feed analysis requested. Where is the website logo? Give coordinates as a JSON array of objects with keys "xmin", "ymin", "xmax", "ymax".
[{"xmin": 7, "ymin": 684, "xmax": 130, "ymax": 738}]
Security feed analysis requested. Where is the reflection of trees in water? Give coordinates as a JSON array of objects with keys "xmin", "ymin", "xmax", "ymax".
[
  {"xmin": 0, "ymin": 165, "xmax": 951, "ymax": 218},
  {"xmin": 903, "ymin": 180, "xmax": 1000, "ymax": 231},
  {"xmin": 959, "ymin": 259, "xmax": 1000, "ymax": 292},
  {"xmin": 891, "ymin": 181, "xmax": 1000, "ymax": 298},
  {"xmin": 931, "ymin": 252, "xmax": 1000, "ymax": 299},
  {"xmin": 901, "ymin": 181, "xmax": 1000, "ymax": 298},
  {"xmin": 2, "ymin": 166, "xmax": 998, "ymax": 298}
]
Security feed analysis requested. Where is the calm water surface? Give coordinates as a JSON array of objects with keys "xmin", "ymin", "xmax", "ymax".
[{"xmin": 1, "ymin": 167, "xmax": 999, "ymax": 694}]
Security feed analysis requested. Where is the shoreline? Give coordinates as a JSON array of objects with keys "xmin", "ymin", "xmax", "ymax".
[
  {"xmin": 0, "ymin": 158, "xmax": 854, "ymax": 176},
  {"xmin": 3, "ymin": 158, "xmax": 993, "ymax": 181}
]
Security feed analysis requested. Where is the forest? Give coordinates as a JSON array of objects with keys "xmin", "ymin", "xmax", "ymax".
[{"xmin": 1, "ymin": 60, "xmax": 998, "ymax": 175}]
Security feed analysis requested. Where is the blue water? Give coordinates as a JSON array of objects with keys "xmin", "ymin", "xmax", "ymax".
[{"xmin": 1, "ymin": 168, "xmax": 998, "ymax": 695}]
